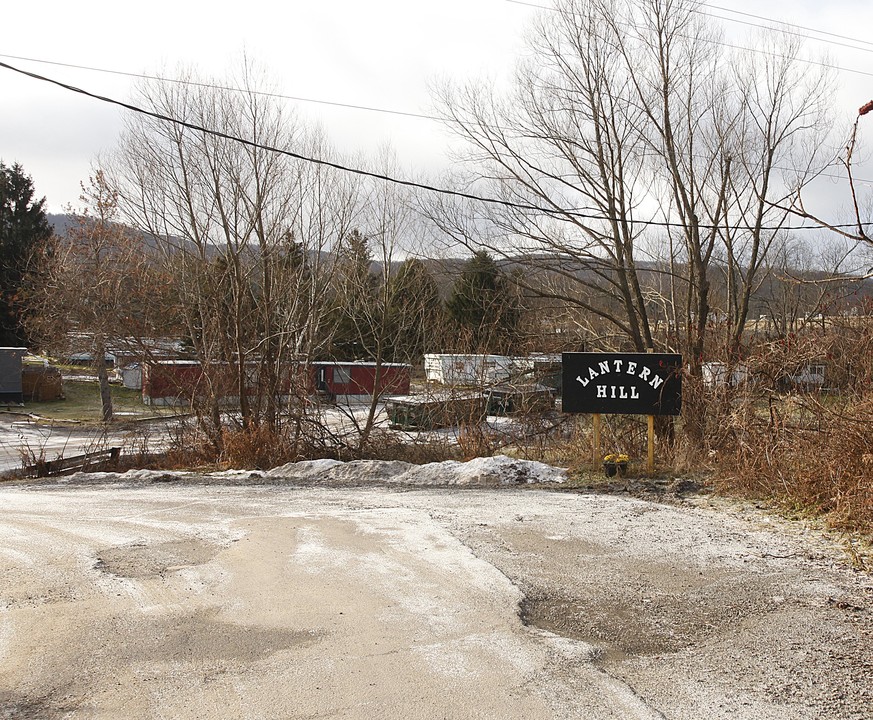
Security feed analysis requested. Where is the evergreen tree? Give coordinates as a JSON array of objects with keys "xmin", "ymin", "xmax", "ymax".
[
  {"xmin": 446, "ymin": 251, "xmax": 520, "ymax": 354},
  {"xmin": 331, "ymin": 229, "xmax": 378, "ymax": 360},
  {"xmin": 0, "ymin": 162, "xmax": 53, "ymax": 346},
  {"xmin": 386, "ymin": 258, "xmax": 444, "ymax": 362}
]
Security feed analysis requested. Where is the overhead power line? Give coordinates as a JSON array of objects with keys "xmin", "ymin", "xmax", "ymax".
[
  {"xmin": 0, "ymin": 60, "xmax": 865, "ymax": 234},
  {"xmin": 698, "ymin": 8, "xmax": 873, "ymax": 55},
  {"xmin": 510, "ymin": 0, "xmax": 873, "ymax": 52},
  {"xmin": 0, "ymin": 53, "xmax": 442, "ymax": 123},
  {"xmin": 3, "ymin": 51, "xmax": 871, "ymax": 187},
  {"xmin": 504, "ymin": 0, "xmax": 873, "ymax": 78},
  {"xmin": 6, "ymin": 52, "xmax": 873, "ymax": 185},
  {"xmin": 702, "ymin": 3, "xmax": 873, "ymax": 50}
]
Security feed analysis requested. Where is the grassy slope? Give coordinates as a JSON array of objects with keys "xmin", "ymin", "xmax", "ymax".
[{"xmin": 19, "ymin": 379, "xmax": 177, "ymax": 424}]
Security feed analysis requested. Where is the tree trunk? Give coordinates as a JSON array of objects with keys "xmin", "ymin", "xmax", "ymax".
[{"xmin": 93, "ymin": 334, "xmax": 113, "ymax": 423}]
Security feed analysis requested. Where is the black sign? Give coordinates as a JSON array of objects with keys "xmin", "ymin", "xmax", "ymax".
[{"xmin": 562, "ymin": 353, "xmax": 682, "ymax": 415}]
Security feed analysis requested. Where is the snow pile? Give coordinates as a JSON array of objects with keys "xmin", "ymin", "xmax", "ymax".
[
  {"xmin": 265, "ymin": 458, "xmax": 408, "ymax": 484},
  {"xmin": 207, "ymin": 469, "xmax": 266, "ymax": 479},
  {"xmin": 266, "ymin": 455, "xmax": 565, "ymax": 486},
  {"xmin": 394, "ymin": 455, "xmax": 565, "ymax": 486},
  {"xmin": 61, "ymin": 467, "xmax": 262, "ymax": 484},
  {"xmin": 50, "ymin": 455, "xmax": 565, "ymax": 487},
  {"xmin": 267, "ymin": 459, "xmax": 343, "ymax": 479},
  {"xmin": 46, "ymin": 468, "xmax": 194, "ymax": 485},
  {"xmin": 121, "ymin": 468, "xmax": 191, "ymax": 482}
]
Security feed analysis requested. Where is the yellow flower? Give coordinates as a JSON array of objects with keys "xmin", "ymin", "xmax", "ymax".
[{"xmin": 603, "ymin": 453, "xmax": 629, "ymax": 463}]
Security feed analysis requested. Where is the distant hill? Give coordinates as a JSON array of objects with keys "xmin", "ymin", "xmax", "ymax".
[
  {"xmin": 45, "ymin": 213, "xmax": 873, "ymax": 311},
  {"xmin": 47, "ymin": 213, "xmax": 75, "ymax": 236},
  {"xmin": 47, "ymin": 213, "xmax": 194, "ymax": 257}
]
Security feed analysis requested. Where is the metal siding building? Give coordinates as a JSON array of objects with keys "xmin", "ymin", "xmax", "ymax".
[{"xmin": 0, "ymin": 347, "xmax": 27, "ymax": 403}]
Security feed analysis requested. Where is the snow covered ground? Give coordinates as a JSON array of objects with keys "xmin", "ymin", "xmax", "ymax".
[
  {"xmin": 0, "ymin": 415, "xmax": 177, "ymax": 471},
  {"xmin": 0, "ymin": 399, "xmax": 556, "ymax": 473}
]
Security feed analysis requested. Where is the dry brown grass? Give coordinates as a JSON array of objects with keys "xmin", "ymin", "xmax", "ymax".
[
  {"xmin": 701, "ymin": 322, "xmax": 873, "ymax": 536},
  {"xmin": 93, "ymin": 316, "xmax": 873, "ymax": 538},
  {"xmin": 156, "ymin": 415, "xmax": 463, "ymax": 471},
  {"xmin": 711, "ymin": 393, "xmax": 873, "ymax": 534},
  {"xmin": 457, "ymin": 421, "xmax": 501, "ymax": 460},
  {"xmin": 219, "ymin": 425, "xmax": 299, "ymax": 470},
  {"xmin": 345, "ymin": 430, "xmax": 461, "ymax": 464}
]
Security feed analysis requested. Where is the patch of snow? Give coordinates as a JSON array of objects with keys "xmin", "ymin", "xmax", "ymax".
[
  {"xmin": 265, "ymin": 455, "xmax": 565, "ymax": 487},
  {"xmin": 122, "ymin": 469, "xmax": 191, "ymax": 482},
  {"xmin": 43, "ymin": 455, "xmax": 566, "ymax": 487},
  {"xmin": 321, "ymin": 460, "xmax": 414, "ymax": 484},
  {"xmin": 393, "ymin": 455, "xmax": 565, "ymax": 486},
  {"xmin": 53, "ymin": 468, "xmax": 193, "ymax": 484},
  {"xmin": 266, "ymin": 458, "xmax": 414, "ymax": 484},
  {"xmin": 265, "ymin": 458, "xmax": 343, "ymax": 480}
]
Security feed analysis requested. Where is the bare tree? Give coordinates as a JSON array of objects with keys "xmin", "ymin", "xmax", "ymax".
[
  {"xmin": 780, "ymin": 105, "xmax": 873, "ymax": 260},
  {"xmin": 30, "ymin": 171, "xmax": 150, "ymax": 421},
  {"xmin": 426, "ymin": 0, "xmax": 835, "ymax": 443},
  {"xmin": 708, "ymin": 32, "xmax": 833, "ymax": 357},
  {"xmin": 329, "ymin": 154, "xmax": 427, "ymax": 452},
  {"xmin": 427, "ymin": 0, "xmax": 658, "ymax": 352},
  {"xmin": 110, "ymin": 60, "xmax": 361, "ymax": 448}
]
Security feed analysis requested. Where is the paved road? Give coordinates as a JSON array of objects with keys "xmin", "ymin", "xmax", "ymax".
[
  {"xmin": 0, "ymin": 476, "xmax": 869, "ymax": 719},
  {"xmin": 0, "ymin": 415, "xmax": 177, "ymax": 472}
]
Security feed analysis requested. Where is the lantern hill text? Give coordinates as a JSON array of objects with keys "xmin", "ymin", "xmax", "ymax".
[{"xmin": 576, "ymin": 358, "xmax": 665, "ymax": 398}]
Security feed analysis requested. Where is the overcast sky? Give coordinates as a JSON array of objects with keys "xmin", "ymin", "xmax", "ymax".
[{"xmin": 2, "ymin": 0, "xmax": 872, "ymax": 220}]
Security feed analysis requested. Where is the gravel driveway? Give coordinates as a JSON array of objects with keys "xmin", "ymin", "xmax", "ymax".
[{"xmin": 0, "ymin": 471, "xmax": 869, "ymax": 719}]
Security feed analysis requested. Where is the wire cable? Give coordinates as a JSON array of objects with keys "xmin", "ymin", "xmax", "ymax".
[
  {"xmin": 0, "ymin": 53, "xmax": 442, "ymax": 123},
  {"xmin": 702, "ymin": 3, "xmax": 873, "ymax": 50},
  {"xmin": 4, "ymin": 51, "xmax": 871, "ymax": 187},
  {"xmin": 698, "ymin": 8, "xmax": 873, "ymax": 55},
  {"xmin": 504, "ymin": 0, "xmax": 873, "ymax": 78},
  {"xmin": 0, "ymin": 59, "xmax": 866, "ymax": 234}
]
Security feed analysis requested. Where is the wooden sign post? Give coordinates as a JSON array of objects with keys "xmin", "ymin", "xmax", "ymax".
[
  {"xmin": 592, "ymin": 413, "xmax": 601, "ymax": 466},
  {"xmin": 647, "ymin": 414, "xmax": 655, "ymax": 475}
]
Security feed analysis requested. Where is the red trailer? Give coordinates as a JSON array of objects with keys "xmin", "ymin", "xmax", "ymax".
[
  {"xmin": 311, "ymin": 362, "xmax": 410, "ymax": 399},
  {"xmin": 142, "ymin": 359, "xmax": 410, "ymax": 405},
  {"xmin": 142, "ymin": 360, "xmax": 207, "ymax": 406}
]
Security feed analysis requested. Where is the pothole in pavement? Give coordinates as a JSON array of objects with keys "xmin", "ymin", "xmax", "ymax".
[
  {"xmin": 1, "ymin": 612, "xmax": 321, "ymax": 717},
  {"xmin": 519, "ymin": 568, "xmax": 778, "ymax": 664},
  {"xmin": 95, "ymin": 539, "xmax": 220, "ymax": 578}
]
